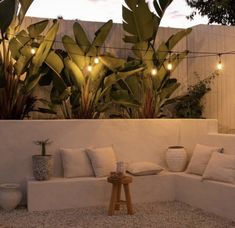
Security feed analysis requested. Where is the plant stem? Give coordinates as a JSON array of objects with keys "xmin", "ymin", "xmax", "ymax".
[{"xmin": 42, "ymin": 143, "xmax": 46, "ymax": 156}]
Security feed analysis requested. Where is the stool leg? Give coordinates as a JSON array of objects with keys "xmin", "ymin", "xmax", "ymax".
[
  {"xmin": 123, "ymin": 184, "xmax": 134, "ymax": 215},
  {"xmin": 108, "ymin": 184, "xmax": 118, "ymax": 216},
  {"xmin": 115, "ymin": 183, "xmax": 122, "ymax": 210}
]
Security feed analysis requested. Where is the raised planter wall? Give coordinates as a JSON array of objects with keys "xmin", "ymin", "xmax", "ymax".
[{"xmin": 0, "ymin": 119, "xmax": 229, "ymax": 204}]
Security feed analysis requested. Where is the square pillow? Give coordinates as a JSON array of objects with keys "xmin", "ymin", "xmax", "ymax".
[
  {"xmin": 85, "ymin": 146, "xmax": 117, "ymax": 177},
  {"xmin": 202, "ymin": 153, "xmax": 235, "ymax": 184},
  {"xmin": 186, "ymin": 144, "xmax": 223, "ymax": 176},
  {"xmin": 60, "ymin": 148, "xmax": 94, "ymax": 178},
  {"xmin": 127, "ymin": 162, "xmax": 163, "ymax": 176}
]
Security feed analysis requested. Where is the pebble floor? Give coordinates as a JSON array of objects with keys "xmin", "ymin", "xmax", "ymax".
[{"xmin": 0, "ymin": 201, "xmax": 235, "ymax": 228}]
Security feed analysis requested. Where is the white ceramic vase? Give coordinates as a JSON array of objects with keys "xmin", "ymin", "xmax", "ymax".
[
  {"xmin": 166, "ymin": 146, "xmax": 188, "ymax": 172},
  {"xmin": 0, "ymin": 183, "xmax": 22, "ymax": 210}
]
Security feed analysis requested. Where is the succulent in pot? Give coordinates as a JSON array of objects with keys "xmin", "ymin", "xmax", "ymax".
[{"xmin": 32, "ymin": 139, "xmax": 53, "ymax": 181}]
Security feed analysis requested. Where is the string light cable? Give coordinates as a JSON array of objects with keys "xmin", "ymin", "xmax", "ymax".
[{"xmin": 4, "ymin": 32, "xmax": 234, "ymax": 72}]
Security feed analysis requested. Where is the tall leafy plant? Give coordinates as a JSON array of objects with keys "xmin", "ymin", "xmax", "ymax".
[
  {"xmin": 116, "ymin": 0, "xmax": 192, "ymax": 118},
  {"xmin": 47, "ymin": 20, "xmax": 144, "ymax": 119},
  {"xmin": 0, "ymin": 0, "xmax": 61, "ymax": 119}
]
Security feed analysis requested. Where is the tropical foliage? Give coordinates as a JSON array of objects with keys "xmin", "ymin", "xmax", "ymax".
[
  {"xmin": 44, "ymin": 20, "xmax": 144, "ymax": 119},
  {"xmin": 164, "ymin": 72, "xmax": 217, "ymax": 118},
  {"xmin": 111, "ymin": 0, "xmax": 192, "ymax": 118},
  {"xmin": 0, "ymin": 0, "xmax": 60, "ymax": 119}
]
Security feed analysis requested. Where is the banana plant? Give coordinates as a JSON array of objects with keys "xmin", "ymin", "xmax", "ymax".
[
  {"xmin": 117, "ymin": 0, "xmax": 192, "ymax": 118},
  {"xmin": 0, "ymin": 0, "xmax": 61, "ymax": 119},
  {"xmin": 47, "ymin": 20, "xmax": 144, "ymax": 119}
]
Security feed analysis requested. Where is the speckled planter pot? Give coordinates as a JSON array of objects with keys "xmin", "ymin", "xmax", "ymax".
[
  {"xmin": 0, "ymin": 183, "xmax": 22, "ymax": 210},
  {"xmin": 32, "ymin": 155, "xmax": 53, "ymax": 181}
]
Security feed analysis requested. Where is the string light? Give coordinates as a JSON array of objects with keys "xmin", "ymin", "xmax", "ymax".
[
  {"xmin": 94, "ymin": 57, "xmax": 99, "ymax": 64},
  {"xmin": 167, "ymin": 61, "xmax": 173, "ymax": 71},
  {"xmin": 167, "ymin": 52, "xmax": 173, "ymax": 71},
  {"xmin": 31, "ymin": 48, "xmax": 36, "ymax": 55},
  {"xmin": 87, "ymin": 57, "xmax": 93, "ymax": 72},
  {"xmin": 151, "ymin": 68, "xmax": 157, "ymax": 76},
  {"xmin": 217, "ymin": 54, "xmax": 223, "ymax": 70}
]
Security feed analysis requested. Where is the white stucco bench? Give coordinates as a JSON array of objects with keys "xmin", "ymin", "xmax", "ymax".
[{"xmin": 27, "ymin": 172, "xmax": 235, "ymax": 222}]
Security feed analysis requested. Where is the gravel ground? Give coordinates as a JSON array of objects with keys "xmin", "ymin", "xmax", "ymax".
[{"xmin": 0, "ymin": 201, "xmax": 235, "ymax": 228}]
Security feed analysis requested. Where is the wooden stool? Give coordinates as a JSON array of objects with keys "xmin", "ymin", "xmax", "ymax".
[{"xmin": 107, "ymin": 174, "xmax": 133, "ymax": 216}]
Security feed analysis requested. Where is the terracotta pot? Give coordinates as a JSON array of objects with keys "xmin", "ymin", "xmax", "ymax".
[
  {"xmin": 166, "ymin": 146, "xmax": 188, "ymax": 172},
  {"xmin": 32, "ymin": 155, "xmax": 53, "ymax": 181},
  {"xmin": 0, "ymin": 183, "xmax": 22, "ymax": 210}
]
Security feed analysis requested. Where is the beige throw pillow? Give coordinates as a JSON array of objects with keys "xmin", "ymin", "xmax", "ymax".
[
  {"xmin": 202, "ymin": 153, "xmax": 235, "ymax": 184},
  {"xmin": 60, "ymin": 148, "xmax": 94, "ymax": 178},
  {"xmin": 86, "ymin": 146, "xmax": 117, "ymax": 177},
  {"xmin": 186, "ymin": 144, "xmax": 223, "ymax": 176},
  {"xmin": 127, "ymin": 162, "xmax": 163, "ymax": 176}
]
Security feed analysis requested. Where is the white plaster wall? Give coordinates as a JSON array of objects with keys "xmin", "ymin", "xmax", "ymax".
[{"xmin": 0, "ymin": 119, "xmax": 218, "ymax": 203}]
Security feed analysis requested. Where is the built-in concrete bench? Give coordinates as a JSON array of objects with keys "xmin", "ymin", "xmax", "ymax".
[{"xmin": 27, "ymin": 172, "xmax": 235, "ymax": 222}]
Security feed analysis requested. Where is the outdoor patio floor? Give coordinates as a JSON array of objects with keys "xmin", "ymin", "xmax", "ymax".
[{"xmin": 0, "ymin": 201, "xmax": 235, "ymax": 228}]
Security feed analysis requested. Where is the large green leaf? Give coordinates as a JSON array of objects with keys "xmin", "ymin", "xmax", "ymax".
[
  {"xmin": 14, "ymin": 54, "xmax": 30, "ymax": 75},
  {"xmin": 100, "ymin": 55, "xmax": 125, "ymax": 71},
  {"xmin": 165, "ymin": 28, "xmax": 192, "ymax": 50},
  {"xmin": 153, "ymin": 0, "xmax": 173, "ymax": 19},
  {"xmin": 62, "ymin": 35, "xmax": 86, "ymax": 70},
  {"xmin": 123, "ymin": 0, "xmax": 159, "ymax": 43},
  {"xmin": 64, "ymin": 57, "xmax": 84, "ymax": 89},
  {"xmin": 18, "ymin": 0, "xmax": 33, "ymax": 25},
  {"xmin": 73, "ymin": 22, "xmax": 91, "ymax": 53},
  {"xmin": 9, "ymin": 30, "xmax": 31, "ymax": 59},
  {"xmin": 87, "ymin": 20, "xmax": 113, "ymax": 56},
  {"xmin": 45, "ymin": 51, "xmax": 64, "ymax": 76},
  {"xmin": 32, "ymin": 20, "xmax": 59, "ymax": 75},
  {"xmin": 27, "ymin": 19, "xmax": 49, "ymax": 38},
  {"xmin": 104, "ymin": 67, "xmax": 144, "ymax": 88},
  {"xmin": 0, "ymin": 0, "xmax": 16, "ymax": 33}
]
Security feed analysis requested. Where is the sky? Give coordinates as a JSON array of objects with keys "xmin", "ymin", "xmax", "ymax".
[{"xmin": 26, "ymin": 0, "xmax": 209, "ymax": 29}]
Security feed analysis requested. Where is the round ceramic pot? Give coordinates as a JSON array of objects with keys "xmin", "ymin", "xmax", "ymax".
[
  {"xmin": 32, "ymin": 155, "xmax": 53, "ymax": 181},
  {"xmin": 0, "ymin": 183, "xmax": 22, "ymax": 210},
  {"xmin": 166, "ymin": 146, "xmax": 188, "ymax": 172}
]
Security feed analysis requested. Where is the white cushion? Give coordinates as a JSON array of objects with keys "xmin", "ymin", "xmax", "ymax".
[
  {"xmin": 127, "ymin": 162, "xmax": 163, "ymax": 176},
  {"xmin": 60, "ymin": 148, "xmax": 94, "ymax": 178},
  {"xmin": 186, "ymin": 144, "xmax": 223, "ymax": 176},
  {"xmin": 86, "ymin": 146, "xmax": 117, "ymax": 177},
  {"xmin": 202, "ymin": 153, "xmax": 235, "ymax": 184}
]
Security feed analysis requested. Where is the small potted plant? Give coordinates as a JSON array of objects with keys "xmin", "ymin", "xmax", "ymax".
[{"xmin": 32, "ymin": 139, "xmax": 53, "ymax": 181}]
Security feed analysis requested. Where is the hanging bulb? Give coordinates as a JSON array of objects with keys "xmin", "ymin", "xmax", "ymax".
[
  {"xmin": 136, "ymin": 4, "xmax": 139, "ymax": 7},
  {"xmin": 151, "ymin": 68, "xmax": 157, "ymax": 76},
  {"xmin": 87, "ymin": 64, "xmax": 93, "ymax": 72},
  {"xmin": 167, "ymin": 61, "xmax": 173, "ymax": 71},
  {"xmin": 217, "ymin": 60, "xmax": 223, "ymax": 70},
  {"xmin": 94, "ymin": 57, "xmax": 99, "ymax": 64},
  {"xmin": 217, "ymin": 54, "xmax": 223, "ymax": 70},
  {"xmin": 31, "ymin": 48, "xmax": 36, "ymax": 55}
]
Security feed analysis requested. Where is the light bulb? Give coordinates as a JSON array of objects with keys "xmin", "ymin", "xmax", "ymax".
[
  {"xmin": 151, "ymin": 68, "xmax": 157, "ymax": 76},
  {"xmin": 217, "ymin": 61, "xmax": 223, "ymax": 70},
  {"xmin": 167, "ymin": 62, "xmax": 173, "ymax": 71},
  {"xmin": 136, "ymin": 4, "xmax": 139, "ymax": 7},
  {"xmin": 31, "ymin": 48, "xmax": 36, "ymax": 55},
  {"xmin": 94, "ymin": 57, "xmax": 99, "ymax": 64},
  {"xmin": 87, "ymin": 64, "xmax": 93, "ymax": 72}
]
